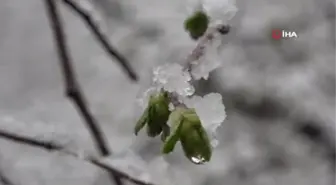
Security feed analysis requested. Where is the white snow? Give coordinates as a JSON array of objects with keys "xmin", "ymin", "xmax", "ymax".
[
  {"xmin": 182, "ymin": 93, "xmax": 226, "ymax": 147},
  {"xmin": 136, "ymin": 86, "xmax": 160, "ymax": 109},
  {"xmin": 152, "ymin": 63, "xmax": 195, "ymax": 96},
  {"xmin": 190, "ymin": 31, "xmax": 224, "ymax": 80},
  {"xmin": 0, "ymin": 1, "xmax": 333, "ymax": 185}
]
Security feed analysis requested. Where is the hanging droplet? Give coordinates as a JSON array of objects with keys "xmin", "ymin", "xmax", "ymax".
[
  {"xmin": 190, "ymin": 155, "xmax": 206, "ymax": 164},
  {"xmin": 184, "ymin": 86, "xmax": 196, "ymax": 96}
]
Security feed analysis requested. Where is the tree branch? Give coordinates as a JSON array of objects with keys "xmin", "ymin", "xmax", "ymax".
[
  {"xmin": 0, "ymin": 171, "xmax": 14, "ymax": 185},
  {"xmin": 44, "ymin": 0, "xmax": 110, "ymax": 158},
  {"xmin": 44, "ymin": 0, "xmax": 123, "ymax": 184},
  {"xmin": 62, "ymin": 0, "xmax": 138, "ymax": 81},
  {"xmin": 88, "ymin": 158, "xmax": 154, "ymax": 185},
  {"xmin": 185, "ymin": 25, "xmax": 230, "ymax": 71},
  {"xmin": 0, "ymin": 129, "xmax": 62, "ymax": 150},
  {"xmin": 170, "ymin": 24, "xmax": 230, "ymax": 107},
  {"xmin": 0, "ymin": 130, "xmax": 154, "ymax": 185}
]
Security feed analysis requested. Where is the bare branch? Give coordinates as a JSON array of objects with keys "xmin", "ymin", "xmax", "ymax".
[
  {"xmin": 44, "ymin": 0, "xmax": 123, "ymax": 184},
  {"xmin": 0, "ymin": 129, "xmax": 64, "ymax": 185},
  {"xmin": 88, "ymin": 158, "xmax": 154, "ymax": 185},
  {"xmin": 44, "ymin": 0, "xmax": 110, "ymax": 158},
  {"xmin": 62, "ymin": 0, "xmax": 138, "ymax": 81},
  {"xmin": 0, "ymin": 171, "xmax": 14, "ymax": 185},
  {"xmin": 0, "ymin": 129, "xmax": 62, "ymax": 150},
  {"xmin": 0, "ymin": 130, "xmax": 154, "ymax": 185}
]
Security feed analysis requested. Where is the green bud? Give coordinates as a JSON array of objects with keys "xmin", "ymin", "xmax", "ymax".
[
  {"xmin": 134, "ymin": 106, "xmax": 148, "ymax": 135},
  {"xmin": 184, "ymin": 11, "xmax": 209, "ymax": 40},
  {"xmin": 162, "ymin": 108, "xmax": 212, "ymax": 164},
  {"xmin": 134, "ymin": 91, "xmax": 171, "ymax": 138},
  {"xmin": 180, "ymin": 109, "xmax": 212, "ymax": 164},
  {"xmin": 162, "ymin": 108, "xmax": 184, "ymax": 153}
]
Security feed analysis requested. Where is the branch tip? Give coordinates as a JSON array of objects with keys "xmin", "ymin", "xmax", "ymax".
[{"xmin": 62, "ymin": 0, "xmax": 138, "ymax": 81}]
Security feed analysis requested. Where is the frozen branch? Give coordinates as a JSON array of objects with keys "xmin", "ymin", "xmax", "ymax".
[
  {"xmin": 0, "ymin": 130, "xmax": 154, "ymax": 185},
  {"xmin": 62, "ymin": 0, "xmax": 138, "ymax": 81},
  {"xmin": 168, "ymin": 24, "xmax": 230, "ymax": 108},
  {"xmin": 44, "ymin": 0, "xmax": 122, "ymax": 184},
  {"xmin": 185, "ymin": 24, "xmax": 230, "ymax": 72}
]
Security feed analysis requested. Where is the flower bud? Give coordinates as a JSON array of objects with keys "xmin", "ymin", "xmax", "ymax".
[
  {"xmin": 162, "ymin": 108, "xmax": 212, "ymax": 164},
  {"xmin": 179, "ymin": 109, "xmax": 212, "ymax": 164},
  {"xmin": 134, "ymin": 91, "xmax": 171, "ymax": 139},
  {"xmin": 184, "ymin": 11, "xmax": 209, "ymax": 40}
]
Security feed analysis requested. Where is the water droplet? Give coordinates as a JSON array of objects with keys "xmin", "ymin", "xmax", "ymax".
[
  {"xmin": 190, "ymin": 155, "xmax": 206, "ymax": 164},
  {"xmin": 184, "ymin": 86, "xmax": 195, "ymax": 96}
]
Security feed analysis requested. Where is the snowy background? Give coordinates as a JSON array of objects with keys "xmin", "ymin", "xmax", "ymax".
[{"xmin": 0, "ymin": 0, "xmax": 335, "ymax": 185}]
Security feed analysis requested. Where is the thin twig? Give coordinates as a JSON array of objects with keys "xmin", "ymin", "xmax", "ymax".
[
  {"xmin": 62, "ymin": 0, "xmax": 138, "ymax": 81},
  {"xmin": 43, "ymin": 0, "xmax": 123, "ymax": 184},
  {"xmin": 88, "ymin": 158, "xmax": 154, "ymax": 185},
  {"xmin": 0, "ymin": 171, "xmax": 14, "ymax": 185},
  {"xmin": 0, "ymin": 130, "xmax": 154, "ymax": 185},
  {"xmin": 0, "ymin": 129, "xmax": 62, "ymax": 150},
  {"xmin": 44, "ymin": 0, "xmax": 110, "ymax": 158}
]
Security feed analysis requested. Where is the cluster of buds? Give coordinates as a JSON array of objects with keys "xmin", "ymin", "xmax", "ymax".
[
  {"xmin": 134, "ymin": 91, "xmax": 171, "ymax": 141},
  {"xmin": 135, "ymin": 92, "xmax": 212, "ymax": 164},
  {"xmin": 134, "ymin": 0, "xmax": 237, "ymax": 164}
]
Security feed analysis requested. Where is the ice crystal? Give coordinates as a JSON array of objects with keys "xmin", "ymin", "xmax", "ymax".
[
  {"xmin": 190, "ymin": 31, "xmax": 224, "ymax": 80},
  {"xmin": 136, "ymin": 86, "xmax": 160, "ymax": 109},
  {"xmin": 182, "ymin": 93, "xmax": 226, "ymax": 147},
  {"xmin": 203, "ymin": 0, "xmax": 237, "ymax": 24},
  {"xmin": 152, "ymin": 63, "xmax": 195, "ymax": 96}
]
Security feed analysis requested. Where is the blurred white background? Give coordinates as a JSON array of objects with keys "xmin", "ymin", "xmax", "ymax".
[{"xmin": 0, "ymin": 0, "xmax": 335, "ymax": 185}]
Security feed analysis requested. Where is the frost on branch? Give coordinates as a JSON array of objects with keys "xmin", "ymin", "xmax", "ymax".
[
  {"xmin": 182, "ymin": 93, "xmax": 226, "ymax": 147},
  {"xmin": 202, "ymin": 0, "xmax": 238, "ymax": 24},
  {"xmin": 136, "ymin": 87, "xmax": 160, "ymax": 110},
  {"xmin": 152, "ymin": 63, "xmax": 195, "ymax": 96},
  {"xmin": 190, "ymin": 31, "xmax": 224, "ymax": 80}
]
